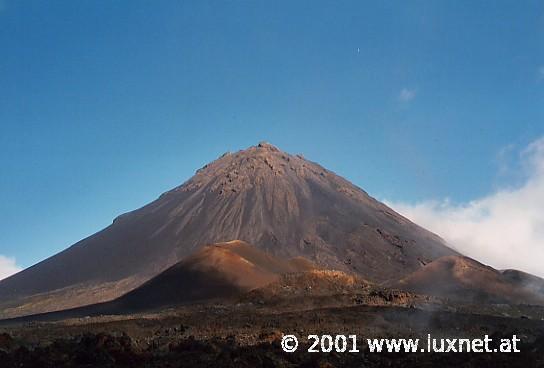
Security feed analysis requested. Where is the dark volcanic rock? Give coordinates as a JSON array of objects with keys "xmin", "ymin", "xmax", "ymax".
[{"xmin": 1, "ymin": 331, "xmax": 543, "ymax": 368}]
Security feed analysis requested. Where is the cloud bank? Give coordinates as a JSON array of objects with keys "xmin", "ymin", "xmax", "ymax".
[
  {"xmin": 387, "ymin": 137, "xmax": 544, "ymax": 278},
  {"xmin": 0, "ymin": 255, "xmax": 21, "ymax": 281}
]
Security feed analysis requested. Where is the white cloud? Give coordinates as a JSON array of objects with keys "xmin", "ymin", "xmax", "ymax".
[
  {"xmin": 0, "ymin": 255, "xmax": 21, "ymax": 281},
  {"xmin": 399, "ymin": 88, "xmax": 417, "ymax": 102},
  {"xmin": 386, "ymin": 137, "xmax": 544, "ymax": 278}
]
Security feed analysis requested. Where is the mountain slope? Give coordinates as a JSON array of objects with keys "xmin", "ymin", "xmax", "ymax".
[
  {"xmin": 1, "ymin": 241, "xmax": 316, "ymax": 321},
  {"xmin": 392, "ymin": 255, "xmax": 544, "ymax": 305},
  {"xmin": 0, "ymin": 142, "xmax": 457, "ymax": 317},
  {"xmin": 112, "ymin": 240, "xmax": 316, "ymax": 311}
]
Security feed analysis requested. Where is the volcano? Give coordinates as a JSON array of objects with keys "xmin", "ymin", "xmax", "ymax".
[{"xmin": 0, "ymin": 142, "xmax": 458, "ymax": 318}]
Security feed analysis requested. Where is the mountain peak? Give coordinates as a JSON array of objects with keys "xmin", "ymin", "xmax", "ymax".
[
  {"xmin": 180, "ymin": 142, "xmax": 326, "ymax": 197},
  {"xmin": 256, "ymin": 141, "xmax": 279, "ymax": 151}
]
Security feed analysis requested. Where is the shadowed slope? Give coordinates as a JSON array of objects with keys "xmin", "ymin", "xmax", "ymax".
[
  {"xmin": 0, "ymin": 241, "xmax": 317, "ymax": 322},
  {"xmin": 114, "ymin": 240, "xmax": 317, "ymax": 310}
]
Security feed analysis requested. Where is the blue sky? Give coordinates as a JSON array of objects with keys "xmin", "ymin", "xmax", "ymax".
[{"xmin": 0, "ymin": 1, "xmax": 543, "ymax": 274}]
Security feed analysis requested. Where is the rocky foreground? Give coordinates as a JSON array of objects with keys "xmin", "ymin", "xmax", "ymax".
[
  {"xmin": 2, "ymin": 292, "xmax": 544, "ymax": 368},
  {"xmin": 1, "ymin": 331, "xmax": 544, "ymax": 368}
]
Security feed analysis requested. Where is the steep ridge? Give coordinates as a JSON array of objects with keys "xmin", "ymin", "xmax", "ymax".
[
  {"xmin": 0, "ymin": 142, "xmax": 458, "ymax": 317},
  {"xmin": 393, "ymin": 256, "xmax": 544, "ymax": 305}
]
